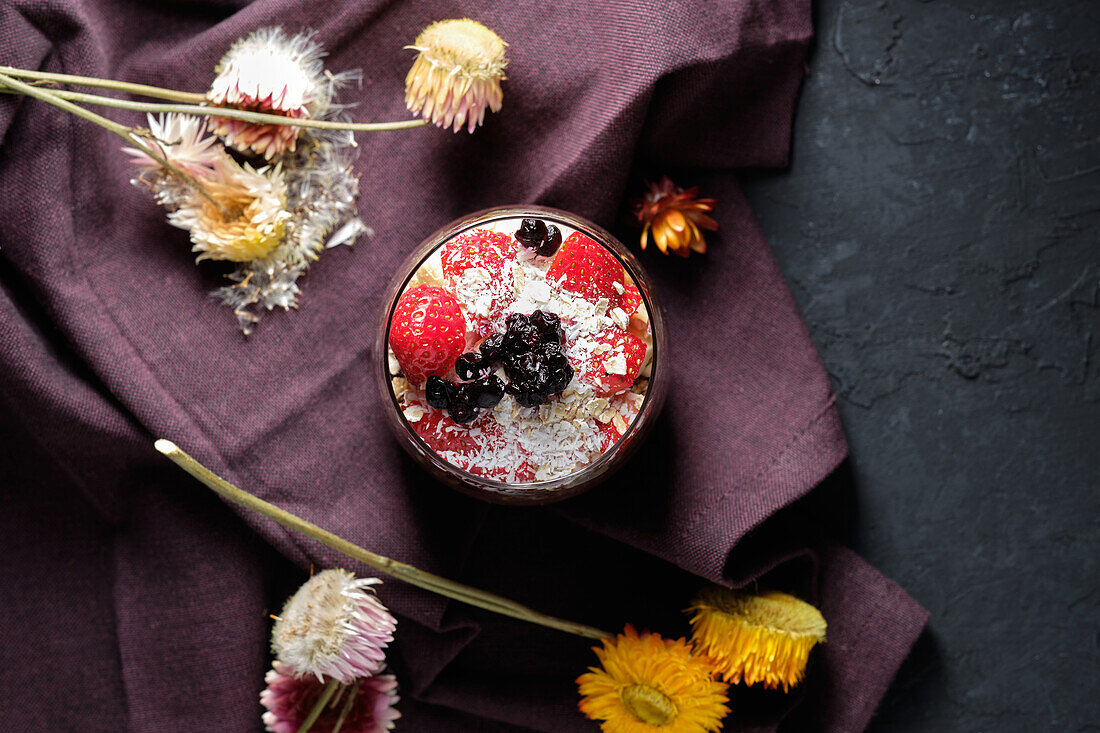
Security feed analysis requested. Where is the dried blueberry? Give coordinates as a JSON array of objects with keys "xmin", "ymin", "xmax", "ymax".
[
  {"xmin": 529, "ymin": 310, "xmax": 563, "ymax": 343},
  {"xmin": 466, "ymin": 375, "xmax": 505, "ymax": 408},
  {"xmin": 545, "ymin": 370, "xmax": 572, "ymax": 395},
  {"xmin": 447, "ymin": 397, "xmax": 479, "ymax": 424},
  {"xmin": 537, "ymin": 225, "xmax": 562, "ymax": 257},
  {"xmin": 426, "ymin": 376, "xmax": 455, "ymax": 409},
  {"xmin": 502, "ymin": 314, "xmax": 541, "ymax": 354},
  {"xmin": 478, "ymin": 333, "xmax": 505, "ymax": 362},
  {"xmin": 503, "ymin": 350, "xmax": 540, "ymax": 384},
  {"xmin": 507, "ymin": 382, "xmax": 548, "ymax": 408},
  {"xmin": 515, "ymin": 219, "xmax": 547, "ymax": 251},
  {"xmin": 455, "ymin": 352, "xmax": 492, "ymax": 381},
  {"xmin": 542, "ymin": 351, "xmax": 574, "ymax": 393}
]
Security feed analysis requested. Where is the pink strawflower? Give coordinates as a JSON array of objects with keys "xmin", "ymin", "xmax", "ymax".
[
  {"xmin": 123, "ymin": 113, "xmax": 225, "ymax": 179},
  {"xmin": 260, "ymin": 661, "xmax": 401, "ymax": 733},
  {"xmin": 272, "ymin": 570, "xmax": 397, "ymax": 683}
]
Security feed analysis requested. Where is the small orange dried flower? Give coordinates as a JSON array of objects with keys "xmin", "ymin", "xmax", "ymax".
[{"xmin": 632, "ymin": 177, "xmax": 718, "ymax": 257}]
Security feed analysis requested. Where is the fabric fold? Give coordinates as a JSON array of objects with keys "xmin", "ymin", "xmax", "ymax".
[{"xmin": 0, "ymin": 0, "xmax": 928, "ymax": 730}]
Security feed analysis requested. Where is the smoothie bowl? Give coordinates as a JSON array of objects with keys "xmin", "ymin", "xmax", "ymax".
[{"xmin": 376, "ymin": 206, "xmax": 667, "ymax": 504}]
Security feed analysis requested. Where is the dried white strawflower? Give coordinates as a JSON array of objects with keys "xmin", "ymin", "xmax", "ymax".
[
  {"xmin": 207, "ymin": 27, "xmax": 355, "ymax": 158},
  {"xmin": 119, "ymin": 29, "xmax": 368, "ymax": 334},
  {"xmin": 124, "ymin": 113, "xmax": 226, "ymax": 179},
  {"xmin": 272, "ymin": 569, "xmax": 397, "ymax": 683},
  {"xmin": 214, "ymin": 123, "xmax": 367, "ymax": 333},
  {"xmin": 405, "ymin": 19, "xmax": 508, "ymax": 133}
]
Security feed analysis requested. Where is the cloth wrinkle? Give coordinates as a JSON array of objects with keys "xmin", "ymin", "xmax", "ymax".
[
  {"xmin": 680, "ymin": 392, "xmax": 841, "ymax": 547},
  {"xmin": 0, "ymin": 1, "xmax": 928, "ymax": 729}
]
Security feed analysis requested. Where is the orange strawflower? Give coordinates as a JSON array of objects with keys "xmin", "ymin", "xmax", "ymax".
[
  {"xmin": 577, "ymin": 625, "xmax": 729, "ymax": 732},
  {"xmin": 632, "ymin": 177, "xmax": 718, "ymax": 256}
]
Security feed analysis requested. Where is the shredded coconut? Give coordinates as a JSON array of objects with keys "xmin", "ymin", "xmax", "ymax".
[{"xmin": 392, "ymin": 217, "xmax": 652, "ymax": 484}]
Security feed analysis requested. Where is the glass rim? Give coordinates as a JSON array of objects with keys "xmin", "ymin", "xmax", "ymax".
[{"xmin": 378, "ymin": 205, "xmax": 666, "ymax": 500}]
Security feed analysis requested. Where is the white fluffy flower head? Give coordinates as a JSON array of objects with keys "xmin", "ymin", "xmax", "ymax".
[
  {"xmin": 207, "ymin": 27, "xmax": 335, "ymax": 158},
  {"xmin": 272, "ymin": 569, "xmax": 397, "ymax": 683}
]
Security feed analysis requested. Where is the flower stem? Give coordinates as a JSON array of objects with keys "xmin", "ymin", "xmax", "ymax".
[
  {"xmin": 0, "ymin": 70, "xmax": 228, "ymax": 215},
  {"xmin": 0, "ymin": 65, "xmax": 207, "ymax": 103},
  {"xmin": 331, "ymin": 683, "xmax": 357, "ymax": 733},
  {"xmin": 0, "ymin": 81, "xmax": 430, "ymax": 133},
  {"xmin": 154, "ymin": 439, "xmax": 612, "ymax": 640},
  {"xmin": 297, "ymin": 678, "xmax": 339, "ymax": 733}
]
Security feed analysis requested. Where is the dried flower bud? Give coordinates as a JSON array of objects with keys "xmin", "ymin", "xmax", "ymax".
[
  {"xmin": 631, "ymin": 176, "xmax": 718, "ymax": 257},
  {"xmin": 271, "ymin": 569, "xmax": 397, "ymax": 683},
  {"xmin": 687, "ymin": 586, "xmax": 827, "ymax": 692},
  {"xmin": 405, "ymin": 19, "xmax": 508, "ymax": 133}
]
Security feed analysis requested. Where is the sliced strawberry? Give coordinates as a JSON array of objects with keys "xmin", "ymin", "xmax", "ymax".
[
  {"xmin": 389, "ymin": 285, "xmax": 467, "ymax": 384},
  {"xmin": 614, "ymin": 284, "xmax": 643, "ymax": 317},
  {"xmin": 413, "ymin": 412, "xmax": 535, "ymax": 481},
  {"xmin": 463, "ymin": 454, "xmax": 536, "ymax": 482},
  {"xmin": 411, "ymin": 410, "xmax": 485, "ymax": 455},
  {"xmin": 578, "ymin": 327, "xmax": 647, "ymax": 396},
  {"xmin": 440, "ymin": 229, "xmax": 518, "ymax": 336},
  {"xmin": 596, "ymin": 419, "xmax": 626, "ymax": 451},
  {"xmin": 546, "ymin": 232, "xmax": 625, "ymax": 304},
  {"xmin": 440, "ymin": 229, "xmax": 517, "ymax": 283}
]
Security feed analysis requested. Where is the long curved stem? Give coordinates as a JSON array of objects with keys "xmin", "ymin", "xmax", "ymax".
[
  {"xmin": 155, "ymin": 439, "xmax": 612, "ymax": 640},
  {"xmin": 0, "ymin": 70, "xmax": 226, "ymax": 214},
  {"xmin": 0, "ymin": 81, "xmax": 429, "ymax": 133},
  {"xmin": 0, "ymin": 65, "xmax": 207, "ymax": 102}
]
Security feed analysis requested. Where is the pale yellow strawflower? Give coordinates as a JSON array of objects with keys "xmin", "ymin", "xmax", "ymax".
[
  {"xmin": 405, "ymin": 19, "xmax": 508, "ymax": 133},
  {"xmin": 167, "ymin": 158, "xmax": 290, "ymax": 262}
]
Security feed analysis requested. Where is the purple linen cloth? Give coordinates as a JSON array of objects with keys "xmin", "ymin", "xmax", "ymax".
[{"xmin": 0, "ymin": 0, "xmax": 928, "ymax": 730}]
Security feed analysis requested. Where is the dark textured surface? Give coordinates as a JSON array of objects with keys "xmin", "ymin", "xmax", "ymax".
[{"xmin": 740, "ymin": 0, "xmax": 1099, "ymax": 729}]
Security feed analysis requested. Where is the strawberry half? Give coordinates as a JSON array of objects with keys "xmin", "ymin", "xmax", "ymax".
[
  {"xmin": 546, "ymin": 232, "xmax": 625, "ymax": 304},
  {"xmin": 441, "ymin": 229, "xmax": 518, "ymax": 336},
  {"xmin": 578, "ymin": 327, "xmax": 647, "ymax": 396},
  {"xmin": 389, "ymin": 285, "xmax": 467, "ymax": 383},
  {"xmin": 441, "ymin": 229, "xmax": 517, "ymax": 283},
  {"xmin": 597, "ymin": 419, "xmax": 626, "ymax": 451},
  {"xmin": 412, "ymin": 412, "xmax": 535, "ymax": 481}
]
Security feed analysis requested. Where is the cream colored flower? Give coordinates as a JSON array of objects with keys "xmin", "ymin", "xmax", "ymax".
[
  {"xmin": 167, "ymin": 158, "xmax": 290, "ymax": 262},
  {"xmin": 405, "ymin": 19, "xmax": 507, "ymax": 133},
  {"xmin": 271, "ymin": 569, "xmax": 397, "ymax": 683},
  {"xmin": 207, "ymin": 27, "xmax": 332, "ymax": 158}
]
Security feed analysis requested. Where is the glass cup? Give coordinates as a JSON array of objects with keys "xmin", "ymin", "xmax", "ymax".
[{"xmin": 376, "ymin": 205, "xmax": 667, "ymax": 505}]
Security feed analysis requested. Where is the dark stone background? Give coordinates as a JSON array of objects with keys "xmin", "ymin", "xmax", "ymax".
[{"xmin": 739, "ymin": 0, "xmax": 1099, "ymax": 729}]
